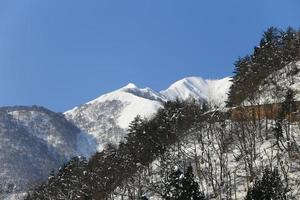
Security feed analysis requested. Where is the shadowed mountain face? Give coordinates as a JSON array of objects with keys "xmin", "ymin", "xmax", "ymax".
[
  {"xmin": 0, "ymin": 106, "xmax": 95, "ymax": 194},
  {"xmin": 65, "ymin": 100, "xmax": 127, "ymax": 151}
]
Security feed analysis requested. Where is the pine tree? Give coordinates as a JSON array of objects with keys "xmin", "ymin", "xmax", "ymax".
[
  {"xmin": 227, "ymin": 27, "xmax": 300, "ymax": 106},
  {"xmin": 164, "ymin": 167, "xmax": 183, "ymax": 199},
  {"xmin": 26, "ymin": 156, "xmax": 90, "ymax": 200},
  {"xmin": 282, "ymin": 27, "xmax": 298, "ymax": 62},
  {"xmin": 164, "ymin": 166, "xmax": 205, "ymax": 200},
  {"xmin": 25, "ymin": 101, "xmax": 205, "ymax": 199},
  {"xmin": 245, "ymin": 168, "xmax": 287, "ymax": 200},
  {"xmin": 181, "ymin": 166, "xmax": 205, "ymax": 200},
  {"xmin": 273, "ymin": 120, "xmax": 283, "ymax": 143},
  {"xmin": 282, "ymin": 89, "xmax": 297, "ymax": 116}
]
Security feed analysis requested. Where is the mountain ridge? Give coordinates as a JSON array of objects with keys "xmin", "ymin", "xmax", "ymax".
[
  {"xmin": 0, "ymin": 75, "xmax": 232, "ymax": 199},
  {"xmin": 0, "ymin": 105, "xmax": 95, "ymax": 198},
  {"xmin": 64, "ymin": 76, "xmax": 232, "ymax": 151}
]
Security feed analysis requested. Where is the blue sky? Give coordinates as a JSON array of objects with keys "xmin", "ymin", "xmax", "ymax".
[{"xmin": 0, "ymin": 0, "xmax": 299, "ymax": 111}]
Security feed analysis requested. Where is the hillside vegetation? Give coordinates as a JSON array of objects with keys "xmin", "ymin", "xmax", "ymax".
[
  {"xmin": 227, "ymin": 27, "xmax": 300, "ymax": 106},
  {"xmin": 24, "ymin": 27, "xmax": 300, "ymax": 200}
]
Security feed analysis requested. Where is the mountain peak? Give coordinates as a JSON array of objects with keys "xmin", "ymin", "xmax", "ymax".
[
  {"xmin": 160, "ymin": 76, "xmax": 232, "ymax": 107},
  {"xmin": 122, "ymin": 83, "xmax": 138, "ymax": 89}
]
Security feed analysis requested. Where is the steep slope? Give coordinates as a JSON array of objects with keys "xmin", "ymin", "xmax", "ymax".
[
  {"xmin": 161, "ymin": 76, "xmax": 232, "ymax": 108},
  {"xmin": 243, "ymin": 61, "xmax": 300, "ymax": 106},
  {"xmin": 0, "ymin": 106, "xmax": 95, "ymax": 197},
  {"xmin": 64, "ymin": 83, "xmax": 165, "ymax": 151},
  {"xmin": 111, "ymin": 116, "xmax": 300, "ymax": 199}
]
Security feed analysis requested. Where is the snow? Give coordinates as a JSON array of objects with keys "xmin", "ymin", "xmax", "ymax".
[
  {"xmin": 0, "ymin": 76, "xmax": 232, "ymax": 198},
  {"xmin": 0, "ymin": 106, "xmax": 91, "ymax": 198},
  {"xmin": 96, "ymin": 90, "xmax": 162, "ymax": 129},
  {"xmin": 90, "ymin": 84, "xmax": 164, "ymax": 128},
  {"xmin": 64, "ymin": 84, "xmax": 165, "ymax": 151},
  {"xmin": 123, "ymin": 83, "xmax": 138, "ymax": 89},
  {"xmin": 1, "ymin": 192, "xmax": 27, "ymax": 200},
  {"xmin": 65, "ymin": 77, "xmax": 231, "ymax": 151},
  {"xmin": 243, "ymin": 61, "xmax": 300, "ymax": 106},
  {"xmin": 66, "ymin": 83, "xmax": 164, "ymax": 129},
  {"xmin": 112, "ymin": 119, "xmax": 300, "ymax": 199},
  {"xmin": 160, "ymin": 76, "xmax": 232, "ymax": 107},
  {"xmin": 86, "ymin": 83, "xmax": 164, "ymax": 106},
  {"xmin": 76, "ymin": 131, "xmax": 97, "ymax": 157}
]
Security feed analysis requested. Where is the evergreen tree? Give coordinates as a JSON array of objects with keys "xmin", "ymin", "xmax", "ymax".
[
  {"xmin": 282, "ymin": 27, "xmax": 298, "ymax": 62},
  {"xmin": 165, "ymin": 168, "xmax": 183, "ymax": 199},
  {"xmin": 227, "ymin": 56, "xmax": 254, "ymax": 106},
  {"xmin": 26, "ymin": 156, "xmax": 90, "ymax": 200},
  {"xmin": 227, "ymin": 27, "xmax": 300, "ymax": 106},
  {"xmin": 282, "ymin": 89, "xmax": 297, "ymax": 116},
  {"xmin": 245, "ymin": 168, "xmax": 287, "ymax": 200},
  {"xmin": 25, "ymin": 100, "xmax": 205, "ymax": 200},
  {"xmin": 164, "ymin": 166, "xmax": 205, "ymax": 200},
  {"xmin": 181, "ymin": 166, "xmax": 205, "ymax": 200},
  {"xmin": 273, "ymin": 120, "xmax": 283, "ymax": 140}
]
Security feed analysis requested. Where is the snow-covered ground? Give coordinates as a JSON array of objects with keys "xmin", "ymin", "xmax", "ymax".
[
  {"xmin": 243, "ymin": 61, "xmax": 300, "ymax": 106},
  {"xmin": 112, "ymin": 118, "xmax": 300, "ymax": 199}
]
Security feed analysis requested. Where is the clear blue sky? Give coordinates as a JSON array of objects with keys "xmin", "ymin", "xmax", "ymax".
[{"xmin": 0, "ymin": 0, "xmax": 299, "ymax": 112}]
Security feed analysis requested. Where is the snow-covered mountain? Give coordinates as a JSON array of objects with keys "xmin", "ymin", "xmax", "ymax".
[
  {"xmin": 0, "ymin": 106, "xmax": 95, "ymax": 198},
  {"xmin": 65, "ymin": 77, "xmax": 232, "ymax": 151},
  {"xmin": 161, "ymin": 77, "xmax": 232, "ymax": 107},
  {"xmin": 0, "ymin": 76, "xmax": 231, "ymax": 198},
  {"xmin": 64, "ymin": 83, "xmax": 165, "ymax": 151}
]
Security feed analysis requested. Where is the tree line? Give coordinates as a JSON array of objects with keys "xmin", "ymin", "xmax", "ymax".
[
  {"xmin": 25, "ymin": 100, "xmax": 207, "ymax": 200},
  {"xmin": 110, "ymin": 90, "xmax": 296, "ymax": 199},
  {"xmin": 227, "ymin": 27, "xmax": 300, "ymax": 106},
  {"xmin": 24, "ymin": 94, "xmax": 296, "ymax": 199},
  {"xmin": 24, "ymin": 26, "xmax": 300, "ymax": 200}
]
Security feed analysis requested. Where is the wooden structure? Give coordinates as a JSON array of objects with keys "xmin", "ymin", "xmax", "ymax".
[{"xmin": 229, "ymin": 102, "xmax": 300, "ymax": 122}]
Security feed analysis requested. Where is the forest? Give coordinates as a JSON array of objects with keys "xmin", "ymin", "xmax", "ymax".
[{"xmin": 24, "ymin": 27, "xmax": 300, "ymax": 200}]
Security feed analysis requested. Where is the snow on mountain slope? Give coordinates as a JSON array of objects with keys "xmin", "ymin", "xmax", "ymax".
[
  {"xmin": 0, "ymin": 76, "xmax": 231, "ymax": 198},
  {"xmin": 85, "ymin": 83, "xmax": 166, "ymax": 128},
  {"xmin": 65, "ymin": 77, "xmax": 231, "ymax": 151},
  {"xmin": 160, "ymin": 77, "xmax": 232, "ymax": 108},
  {"xmin": 65, "ymin": 83, "xmax": 165, "ymax": 151},
  {"xmin": 0, "ymin": 106, "xmax": 95, "ymax": 197}
]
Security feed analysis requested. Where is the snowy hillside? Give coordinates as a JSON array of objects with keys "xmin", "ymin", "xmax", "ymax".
[
  {"xmin": 112, "ymin": 117, "xmax": 300, "ymax": 199},
  {"xmin": 0, "ymin": 106, "xmax": 95, "ymax": 198},
  {"xmin": 65, "ymin": 83, "xmax": 165, "ymax": 151},
  {"xmin": 65, "ymin": 77, "xmax": 231, "ymax": 150},
  {"xmin": 243, "ymin": 61, "xmax": 300, "ymax": 106}
]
